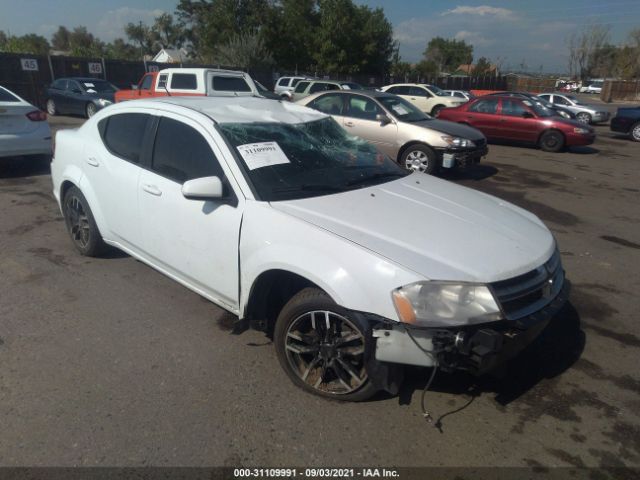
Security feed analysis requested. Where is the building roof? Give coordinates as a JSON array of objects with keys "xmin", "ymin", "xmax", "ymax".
[
  {"xmin": 152, "ymin": 48, "xmax": 188, "ymax": 63},
  {"xmin": 104, "ymin": 96, "xmax": 327, "ymax": 125},
  {"xmin": 456, "ymin": 63, "xmax": 498, "ymax": 74}
]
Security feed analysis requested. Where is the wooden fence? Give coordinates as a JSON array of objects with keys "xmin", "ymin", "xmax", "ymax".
[{"xmin": 601, "ymin": 80, "xmax": 640, "ymax": 102}]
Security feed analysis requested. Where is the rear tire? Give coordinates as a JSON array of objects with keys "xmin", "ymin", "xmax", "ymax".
[
  {"xmin": 274, "ymin": 288, "xmax": 378, "ymax": 402},
  {"xmin": 62, "ymin": 186, "xmax": 107, "ymax": 257},
  {"xmin": 539, "ymin": 130, "xmax": 565, "ymax": 152},
  {"xmin": 85, "ymin": 102, "xmax": 97, "ymax": 118},
  {"xmin": 630, "ymin": 122, "xmax": 640, "ymax": 142}
]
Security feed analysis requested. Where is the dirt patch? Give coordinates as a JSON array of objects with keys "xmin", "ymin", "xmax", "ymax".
[
  {"xmin": 27, "ymin": 247, "xmax": 70, "ymax": 267},
  {"xmin": 600, "ymin": 235, "xmax": 640, "ymax": 250}
]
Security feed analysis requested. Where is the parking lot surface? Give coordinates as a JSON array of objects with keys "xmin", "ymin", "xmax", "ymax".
[{"xmin": 1, "ymin": 105, "xmax": 639, "ymax": 468}]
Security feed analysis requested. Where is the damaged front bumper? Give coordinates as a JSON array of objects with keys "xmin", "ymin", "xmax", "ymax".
[
  {"xmin": 436, "ymin": 143, "xmax": 489, "ymax": 169},
  {"xmin": 371, "ymin": 280, "xmax": 570, "ymax": 376}
]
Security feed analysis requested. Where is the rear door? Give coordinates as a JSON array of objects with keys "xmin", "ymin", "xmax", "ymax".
[
  {"xmin": 48, "ymin": 79, "xmax": 68, "ymax": 113},
  {"xmin": 137, "ymin": 113, "xmax": 243, "ymax": 311},
  {"xmin": 306, "ymin": 92, "xmax": 347, "ymax": 126},
  {"xmin": 464, "ymin": 98, "xmax": 501, "ymax": 138},
  {"xmin": 66, "ymin": 80, "xmax": 85, "ymax": 115},
  {"xmin": 343, "ymin": 94, "xmax": 398, "ymax": 158}
]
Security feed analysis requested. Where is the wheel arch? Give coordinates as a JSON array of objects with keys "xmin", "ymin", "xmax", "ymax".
[
  {"xmin": 243, "ymin": 269, "xmax": 327, "ymax": 334},
  {"xmin": 537, "ymin": 127, "xmax": 566, "ymax": 144},
  {"xmin": 396, "ymin": 140, "xmax": 434, "ymax": 163}
]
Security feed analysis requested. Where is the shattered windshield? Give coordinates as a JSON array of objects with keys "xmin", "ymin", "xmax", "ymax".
[{"xmin": 219, "ymin": 117, "xmax": 408, "ymax": 201}]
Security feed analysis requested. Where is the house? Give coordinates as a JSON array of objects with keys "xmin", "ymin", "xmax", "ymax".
[{"xmin": 152, "ymin": 48, "xmax": 189, "ymax": 64}]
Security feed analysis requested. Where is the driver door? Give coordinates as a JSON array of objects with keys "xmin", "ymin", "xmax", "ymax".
[
  {"xmin": 343, "ymin": 94, "xmax": 398, "ymax": 159},
  {"xmin": 137, "ymin": 113, "xmax": 243, "ymax": 311}
]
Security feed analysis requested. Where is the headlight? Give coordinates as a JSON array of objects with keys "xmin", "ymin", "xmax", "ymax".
[
  {"xmin": 573, "ymin": 127, "xmax": 590, "ymax": 134},
  {"xmin": 97, "ymin": 99, "xmax": 112, "ymax": 106},
  {"xmin": 391, "ymin": 281, "xmax": 502, "ymax": 327},
  {"xmin": 441, "ymin": 135, "xmax": 476, "ymax": 148}
]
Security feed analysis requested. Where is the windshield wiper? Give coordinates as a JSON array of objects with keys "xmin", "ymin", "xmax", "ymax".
[
  {"xmin": 346, "ymin": 172, "xmax": 406, "ymax": 187},
  {"xmin": 272, "ymin": 184, "xmax": 345, "ymax": 193}
]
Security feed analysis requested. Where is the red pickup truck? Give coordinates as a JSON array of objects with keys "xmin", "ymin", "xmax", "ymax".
[{"xmin": 115, "ymin": 68, "xmax": 260, "ymax": 103}]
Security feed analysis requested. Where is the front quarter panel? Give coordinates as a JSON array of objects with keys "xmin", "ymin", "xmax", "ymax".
[{"xmin": 239, "ymin": 201, "xmax": 422, "ymax": 321}]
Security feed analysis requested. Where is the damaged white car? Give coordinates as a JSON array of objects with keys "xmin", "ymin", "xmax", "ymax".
[{"xmin": 51, "ymin": 97, "xmax": 569, "ymax": 401}]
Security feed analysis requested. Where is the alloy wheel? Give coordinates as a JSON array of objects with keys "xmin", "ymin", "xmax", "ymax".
[
  {"xmin": 86, "ymin": 103, "xmax": 97, "ymax": 118},
  {"xmin": 632, "ymin": 124, "xmax": 640, "ymax": 141},
  {"xmin": 405, "ymin": 150, "xmax": 430, "ymax": 172},
  {"xmin": 576, "ymin": 112, "xmax": 591, "ymax": 124},
  {"xmin": 46, "ymin": 99, "xmax": 56, "ymax": 115},
  {"xmin": 65, "ymin": 195, "xmax": 91, "ymax": 249},
  {"xmin": 284, "ymin": 310, "xmax": 367, "ymax": 395}
]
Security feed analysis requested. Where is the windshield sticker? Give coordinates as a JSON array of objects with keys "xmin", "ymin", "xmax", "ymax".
[
  {"xmin": 236, "ymin": 142, "xmax": 290, "ymax": 170},
  {"xmin": 391, "ymin": 104, "xmax": 409, "ymax": 115},
  {"xmin": 84, "ymin": 83, "xmax": 95, "ymax": 88}
]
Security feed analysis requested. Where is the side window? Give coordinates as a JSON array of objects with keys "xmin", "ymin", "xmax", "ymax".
[
  {"xmin": 309, "ymin": 82, "xmax": 328, "ymax": 94},
  {"xmin": 454, "ymin": 92, "xmax": 465, "ymax": 98},
  {"xmin": 326, "ymin": 83, "xmax": 340, "ymax": 91},
  {"xmin": 100, "ymin": 113, "xmax": 149, "ymax": 164},
  {"xmin": 553, "ymin": 96, "xmax": 569, "ymax": 105},
  {"xmin": 469, "ymin": 98, "xmax": 499, "ymax": 114},
  {"xmin": 140, "ymin": 75, "xmax": 153, "ymax": 90},
  {"xmin": 157, "ymin": 74, "xmax": 168, "ymax": 89},
  {"xmin": 0, "ymin": 88, "xmax": 20, "ymax": 102},
  {"xmin": 294, "ymin": 81, "xmax": 310, "ymax": 93},
  {"xmin": 310, "ymin": 94, "xmax": 344, "ymax": 115},
  {"xmin": 291, "ymin": 78, "xmax": 303, "ymax": 88},
  {"xmin": 68, "ymin": 81, "xmax": 81, "ymax": 92},
  {"xmin": 152, "ymin": 117, "xmax": 224, "ymax": 184},
  {"xmin": 51, "ymin": 79, "xmax": 67, "ymax": 90},
  {"xmin": 501, "ymin": 99, "xmax": 528, "ymax": 116},
  {"xmin": 170, "ymin": 73, "xmax": 197, "ymax": 90},
  {"xmin": 212, "ymin": 76, "xmax": 251, "ymax": 92},
  {"xmin": 277, "ymin": 77, "xmax": 289, "ymax": 87},
  {"xmin": 346, "ymin": 95, "xmax": 381, "ymax": 120}
]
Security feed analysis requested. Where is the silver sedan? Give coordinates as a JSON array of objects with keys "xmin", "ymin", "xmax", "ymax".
[{"xmin": 538, "ymin": 93, "xmax": 610, "ymax": 124}]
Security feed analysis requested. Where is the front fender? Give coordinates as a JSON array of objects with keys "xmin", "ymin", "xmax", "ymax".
[{"xmin": 239, "ymin": 201, "xmax": 422, "ymax": 321}]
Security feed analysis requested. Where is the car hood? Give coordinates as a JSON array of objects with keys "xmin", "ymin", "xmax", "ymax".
[
  {"xmin": 409, "ymin": 119, "xmax": 485, "ymax": 141},
  {"xmin": 270, "ymin": 173, "xmax": 555, "ymax": 283}
]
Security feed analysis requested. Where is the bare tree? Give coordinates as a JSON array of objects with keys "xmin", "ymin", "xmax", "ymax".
[{"xmin": 567, "ymin": 25, "xmax": 610, "ymax": 79}]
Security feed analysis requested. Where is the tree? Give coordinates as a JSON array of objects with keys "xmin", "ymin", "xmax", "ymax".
[
  {"xmin": 414, "ymin": 59, "xmax": 438, "ymax": 80},
  {"xmin": 125, "ymin": 21, "xmax": 156, "ymax": 57},
  {"xmin": 216, "ymin": 30, "xmax": 274, "ymax": 68},
  {"xmin": 0, "ymin": 33, "xmax": 50, "ymax": 54},
  {"xmin": 104, "ymin": 38, "xmax": 139, "ymax": 60},
  {"xmin": 152, "ymin": 13, "xmax": 183, "ymax": 49},
  {"xmin": 314, "ymin": 0, "xmax": 360, "ymax": 73},
  {"xmin": 51, "ymin": 26, "xmax": 71, "ymax": 51},
  {"xmin": 423, "ymin": 37, "xmax": 473, "ymax": 74},
  {"xmin": 473, "ymin": 56, "xmax": 492, "ymax": 76},
  {"xmin": 68, "ymin": 26, "xmax": 104, "ymax": 57},
  {"xmin": 356, "ymin": 5, "xmax": 395, "ymax": 74},
  {"xmin": 566, "ymin": 25, "xmax": 610, "ymax": 79}
]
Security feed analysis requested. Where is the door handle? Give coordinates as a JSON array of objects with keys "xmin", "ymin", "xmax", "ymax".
[
  {"xmin": 344, "ymin": 121, "xmax": 354, "ymax": 127},
  {"xmin": 142, "ymin": 184, "xmax": 162, "ymax": 196},
  {"xmin": 86, "ymin": 157, "xmax": 99, "ymax": 167}
]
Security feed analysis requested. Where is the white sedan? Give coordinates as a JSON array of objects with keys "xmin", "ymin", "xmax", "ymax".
[
  {"xmin": 0, "ymin": 85, "xmax": 51, "ymax": 158},
  {"xmin": 51, "ymin": 96, "xmax": 568, "ymax": 401}
]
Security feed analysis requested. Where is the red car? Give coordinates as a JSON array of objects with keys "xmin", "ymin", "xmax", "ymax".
[{"xmin": 437, "ymin": 95, "xmax": 595, "ymax": 152}]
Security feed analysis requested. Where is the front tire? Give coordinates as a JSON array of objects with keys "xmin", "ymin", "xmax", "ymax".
[
  {"xmin": 62, "ymin": 186, "xmax": 107, "ymax": 257},
  {"xmin": 539, "ymin": 130, "xmax": 565, "ymax": 152},
  {"xmin": 576, "ymin": 112, "xmax": 591, "ymax": 124},
  {"xmin": 630, "ymin": 122, "xmax": 640, "ymax": 142},
  {"xmin": 46, "ymin": 99, "xmax": 57, "ymax": 116},
  {"xmin": 431, "ymin": 105, "xmax": 445, "ymax": 117},
  {"xmin": 274, "ymin": 288, "xmax": 378, "ymax": 401},
  {"xmin": 401, "ymin": 144, "xmax": 438, "ymax": 174},
  {"xmin": 85, "ymin": 102, "xmax": 97, "ymax": 118}
]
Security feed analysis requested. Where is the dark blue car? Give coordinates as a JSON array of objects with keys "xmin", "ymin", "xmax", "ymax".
[
  {"xmin": 46, "ymin": 77, "xmax": 118, "ymax": 118},
  {"xmin": 611, "ymin": 106, "xmax": 640, "ymax": 141}
]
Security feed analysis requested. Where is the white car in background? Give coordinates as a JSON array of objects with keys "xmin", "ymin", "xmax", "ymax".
[
  {"xmin": 273, "ymin": 76, "xmax": 313, "ymax": 100},
  {"xmin": 442, "ymin": 90, "xmax": 475, "ymax": 101},
  {"xmin": 0, "ymin": 85, "xmax": 51, "ymax": 158},
  {"xmin": 579, "ymin": 81, "xmax": 603, "ymax": 94},
  {"xmin": 380, "ymin": 83, "xmax": 466, "ymax": 116},
  {"xmin": 51, "ymin": 96, "xmax": 568, "ymax": 402}
]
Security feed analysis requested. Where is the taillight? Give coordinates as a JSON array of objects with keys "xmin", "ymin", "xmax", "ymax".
[{"xmin": 26, "ymin": 110, "xmax": 47, "ymax": 121}]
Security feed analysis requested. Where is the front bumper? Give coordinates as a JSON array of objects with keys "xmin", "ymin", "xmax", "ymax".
[
  {"xmin": 435, "ymin": 144, "xmax": 489, "ymax": 168},
  {"xmin": 591, "ymin": 111, "xmax": 610, "ymax": 123},
  {"xmin": 372, "ymin": 279, "xmax": 570, "ymax": 375}
]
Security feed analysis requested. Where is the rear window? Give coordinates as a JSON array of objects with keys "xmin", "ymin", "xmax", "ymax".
[
  {"xmin": 170, "ymin": 73, "xmax": 197, "ymax": 90},
  {"xmin": 291, "ymin": 78, "xmax": 303, "ymax": 87},
  {"xmin": 277, "ymin": 77, "xmax": 290, "ymax": 86},
  {"xmin": 0, "ymin": 87, "xmax": 20, "ymax": 102},
  {"xmin": 100, "ymin": 113, "xmax": 149, "ymax": 163},
  {"xmin": 212, "ymin": 76, "xmax": 252, "ymax": 92}
]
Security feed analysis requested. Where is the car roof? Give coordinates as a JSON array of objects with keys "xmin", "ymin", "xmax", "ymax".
[
  {"xmin": 157, "ymin": 67, "xmax": 247, "ymax": 76},
  {"xmin": 104, "ymin": 96, "xmax": 327, "ymax": 125},
  {"xmin": 304, "ymin": 90, "xmax": 397, "ymax": 100},
  {"xmin": 58, "ymin": 77, "xmax": 107, "ymax": 82}
]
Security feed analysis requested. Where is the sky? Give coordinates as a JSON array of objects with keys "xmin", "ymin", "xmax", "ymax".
[{"xmin": 0, "ymin": 0, "xmax": 638, "ymax": 73}]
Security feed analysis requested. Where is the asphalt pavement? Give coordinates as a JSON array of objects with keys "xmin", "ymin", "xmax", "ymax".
[{"xmin": 0, "ymin": 109, "xmax": 639, "ymax": 469}]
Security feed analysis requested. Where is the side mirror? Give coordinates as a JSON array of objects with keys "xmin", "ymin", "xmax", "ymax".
[
  {"xmin": 182, "ymin": 176, "xmax": 224, "ymax": 200},
  {"xmin": 522, "ymin": 111, "xmax": 534, "ymax": 118},
  {"xmin": 376, "ymin": 113, "xmax": 392, "ymax": 125}
]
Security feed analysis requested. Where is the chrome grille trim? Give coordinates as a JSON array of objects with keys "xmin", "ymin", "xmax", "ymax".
[{"xmin": 491, "ymin": 249, "xmax": 564, "ymax": 320}]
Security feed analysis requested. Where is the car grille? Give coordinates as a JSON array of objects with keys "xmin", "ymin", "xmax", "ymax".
[{"xmin": 490, "ymin": 249, "xmax": 564, "ymax": 320}]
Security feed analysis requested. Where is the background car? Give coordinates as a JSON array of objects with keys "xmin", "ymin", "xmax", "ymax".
[
  {"xmin": 0, "ymin": 85, "xmax": 51, "ymax": 158},
  {"xmin": 437, "ymin": 95, "xmax": 595, "ymax": 152},
  {"xmin": 380, "ymin": 83, "xmax": 466, "ymax": 116},
  {"xmin": 442, "ymin": 90, "xmax": 475, "ymax": 101},
  {"xmin": 290, "ymin": 80, "xmax": 363, "ymax": 102},
  {"xmin": 46, "ymin": 77, "xmax": 118, "ymax": 118},
  {"xmin": 487, "ymin": 91, "xmax": 576, "ymax": 120},
  {"xmin": 273, "ymin": 76, "xmax": 313, "ymax": 99},
  {"xmin": 610, "ymin": 106, "xmax": 640, "ymax": 141},
  {"xmin": 580, "ymin": 81, "xmax": 603, "ymax": 94},
  {"xmin": 255, "ymin": 80, "xmax": 280, "ymax": 100},
  {"xmin": 299, "ymin": 90, "xmax": 487, "ymax": 174},
  {"xmin": 538, "ymin": 93, "xmax": 610, "ymax": 124}
]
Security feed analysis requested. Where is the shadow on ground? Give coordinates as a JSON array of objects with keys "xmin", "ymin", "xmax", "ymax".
[{"xmin": 0, "ymin": 155, "xmax": 51, "ymax": 179}]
